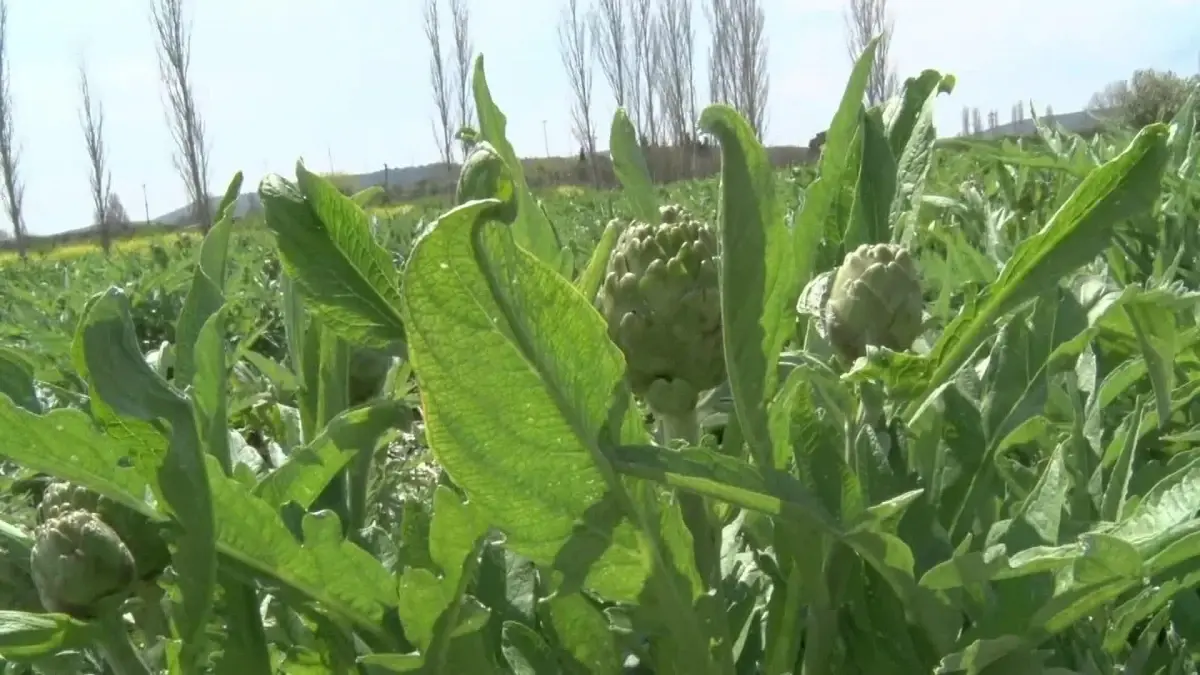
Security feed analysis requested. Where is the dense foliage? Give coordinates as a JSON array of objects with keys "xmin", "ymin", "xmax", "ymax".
[{"xmin": 1, "ymin": 41, "xmax": 1200, "ymax": 674}]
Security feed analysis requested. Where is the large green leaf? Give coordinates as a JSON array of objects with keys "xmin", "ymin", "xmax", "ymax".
[
  {"xmin": 792, "ymin": 35, "xmax": 878, "ymax": 278},
  {"xmin": 609, "ymin": 108, "xmax": 657, "ymax": 223},
  {"xmin": 259, "ymin": 165, "xmax": 406, "ymax": 347},
  {"xmin": 850, "ymin": 106, "xmax": 895, "ymax": 248},
  {"xmin": 174, "ymin": 171, "xmax": 242, "ymax": 388},
  {"xmin": 908, "ymin": 123, "xmax": 1171, "ymax": 421},
  {"xmin": 401, "ymin": 199, "xmax": 648, "ymax": 603},
  {"xmin": 699, "ymin": 104, "xmax": 796, "ymax": 469},
  {"xmin": 77, "ymin": 288, "xmax": 217, "ymax": 667},
  {"xmin": 471, "ymin": 55, "xmax": 567, "ymax": 275}
]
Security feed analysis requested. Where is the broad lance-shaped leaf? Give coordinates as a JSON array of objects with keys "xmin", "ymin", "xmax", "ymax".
[
  {"xmin": 574, "ymin": 218, "xmax": 621, "ymax": 303},
  {"xmin": 906, "ymin": 123, "xmax": 1171, "ymax": 422},
  {"xmin": 1125, "ymin": 297, "xmax": 1178, "ymax": 429},
  {"xmin": 259, "ymin": 164, "xmax": 406, "ymax": 348},
  {"xmin": 255, "ymin": 399, "xmax": 412, "ymax": 510},
  {"xmin": 471, "ymin": 54, "xmax": 568, "ymax": 275},
  {"xmin": 400, "ymin": 199, "xmax": 649, "ymax": 603},
  {"xmin": 699, "ymin": 104, "xmax": 797, "ymax": 470},
  {"xmin": 610, "ymin": 108, "xmax": 658, "ymax": 222},
  {"xmin": 545, "ymin": 592, "xmax": 622, "ymax": 673},
  {"xmin": 0, "ymin": 611, "xmax": 92, "ymax": 659},
  {"xmin": 792, "ymin": 35, "xmax": 879, "ymax": 279},
  {"xmin": 0, "ymin": 347, "xmax": 39, "ymax": 413},
  {"xmin": 399, "ymin": 486, "xmax": 491, "ymax": 671},
  {"xmin": 69, "ymin": 293, "xmax": 168, "ymax": 465},
  {"xmin": 849, "ymin": 106, "xmax": 895, "ymax": 249},
  {"xmin": 193, "ymin": 303, "xmax": 273, "ymax": 671},
  {"xmin": 401, "ymin": 203, "xmax": 718, "ymax": 675},
  {"xmin": 174, "ymin": 171, "xmax": 242, "ymax": 388},
  {"xmin": 883, "ymin": 69, "xmax": 954, "ymax": 160},
  {"xmin": 0, "ymin": 398, "xmax": 157, "ymax": 519},
  {"xmin": 885, "ymin": 70, "xmax": 954, "ymax": 246},
  {"xmin": 78, "ymin": 288, "xmax": 217, "ymax": 666}
]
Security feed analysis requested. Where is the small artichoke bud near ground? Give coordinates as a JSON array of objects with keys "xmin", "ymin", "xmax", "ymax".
[
  {"xmin": 39, "ymin": 480, "xmax": 171, "ymax": 582},
  {"xmin": 825, "ymin": 243, "xmax": 924, "ymax": 361},
  {"xmin": 597, "ymin": 205, "xmax": 724, "ymax": 416},
  {"xmin": 31, "ymin": 511, "xmax": 137, "ymax": 619}
]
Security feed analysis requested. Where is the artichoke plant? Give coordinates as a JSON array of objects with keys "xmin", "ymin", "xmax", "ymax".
[
  {"xmin": 39, "ymin": 480, "xmax": 170, "ymax": 582},
  {"xmin": 597, "ymin": 204, "xmax": 723, "ymax": 419},
  {"xmin": 824, "ymin": 242, "xmax": 924, "ymax": 361},
  {"xmin": 30, "ymin": 510, "xmax": 136, "ymax": 619}
]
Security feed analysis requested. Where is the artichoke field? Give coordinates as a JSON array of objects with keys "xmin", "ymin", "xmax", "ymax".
[{"xmin": 1, "ymin": 39, "xmax": 1200, "ymax": 674}]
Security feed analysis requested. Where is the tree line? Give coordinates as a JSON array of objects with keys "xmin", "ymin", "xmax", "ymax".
[
  {"xmin": 1, "ymin": 0, "xmax": 1184, "ymax": 258},
  {"xmin": 422, "ymin": 0, "xmax": 903, "ymax": 188}
]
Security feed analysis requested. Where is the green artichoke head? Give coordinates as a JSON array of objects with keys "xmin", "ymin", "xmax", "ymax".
[
  {"xmin": 825, "ymin": 243, "xmax": 924, "ymax": 360},
  {"xmin": 38, "ymin": 480, "xmax": 171, "ymax": 582},
  {"xmin": 30, "ymin": 510, "xmax": 136, "ymax": 618},
  {"xmin": 597, "ymin": 204, "xmax": 723, "ymax": 416}
]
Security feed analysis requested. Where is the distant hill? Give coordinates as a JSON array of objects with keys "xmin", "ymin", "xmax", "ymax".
[
  {"xmin": 151, "ymin": 160, "xmax": 460, "ymax": 226},
  {"xmin": 960, "ymin": 107, "xmax": 1117, "ymax": 140},
  {"xmin": 149, "ymin": 145, "xmax": 814, "ymax": 227}
]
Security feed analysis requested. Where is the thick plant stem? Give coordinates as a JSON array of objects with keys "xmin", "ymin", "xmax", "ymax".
[
  {"xmin": 131, "ymin": 582, "xmax": 169, "ymax": 642},
  {"xmin": 656, "ymin": 407, "xmax": 734, "ymax": 669},
  {"xmin": 94, "ymin": 614, "xmax": 153, "ymax": 675},
  {"xmin": 658, "ymin": 409, "xmax": 700, "ymax": 447}
]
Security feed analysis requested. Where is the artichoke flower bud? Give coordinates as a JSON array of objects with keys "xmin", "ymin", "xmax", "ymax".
[
  {"xmin": 31, "ymin": 511, "xmax": 136, "ymax": 619},
  {"xmin": 39, "ymin": 481, "xmax": 170, "ymax": 582},
  {"xmin": 597, "ymin": 205, "xmax": 724, "ymax": 416},
  {"xmin": 825, "ymin": 243, "xmax": 924, "ymax": 361}
]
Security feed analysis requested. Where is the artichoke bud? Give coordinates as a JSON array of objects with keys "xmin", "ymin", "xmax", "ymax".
[
  {"xmin": 31, "ymin": 511, "xmax": 136, "ymax": 619},
  {"xmin": 596, "ymin": 205, "xmax": 725, "ymax": 415},
  {"xmin": 38, "ymin": 480, "xmax": 170, "ymax": 582},
  {"xmin": 825, "ymin": 243, "xmax": 924, "ymax": 361}
]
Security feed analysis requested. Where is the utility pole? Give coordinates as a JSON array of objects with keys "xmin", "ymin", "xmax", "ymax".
[
  {"xmin": 542, "ymin": 120, "xmax": 550, "ymax": 157},
  {"xmin": 142, "ymin": 184, "xmax": 150, "ymax": 224}
]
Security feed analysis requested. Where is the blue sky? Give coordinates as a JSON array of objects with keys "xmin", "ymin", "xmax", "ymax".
[{"xmin": 8, "ymin": 0, "xmax": 1200, "ymax": 235}]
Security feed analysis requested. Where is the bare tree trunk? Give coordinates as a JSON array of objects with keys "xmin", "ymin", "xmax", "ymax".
[
  {"xmin": 78, "ymin": 61, "xmax": 113, "ymax": 254},
  {"xmin": 0, "ymin": 0, "xmax": 25, "ymax": 257},
  {"xmin": 844, "ymin": 0, "xmax": 898, "ymax": 107},
  {"xmin": 629, "ymin": 0, "xmax": 660, "ymax": 153},
  {"xmin": 590, "ymin": 0, "xmax": 630, "ymax": 108},
  {"xmin": 705, "ymin": 0, "xmax": 768, "ymax": 139},
  {"xmin": 655, "ymin": 0, "xmax": 698, "ymax": 179},
  {"xmin": 151, "ymin": 0, "xmax": 212, "ymax": 232},
  {"xmin": 449, "ymin": 0, "xmax": 473, "ymax": 161},
  {"xmin": 705, "ymin": 0, "xmax": 731, "ymax": 107},
  {"xmin": 423, "ymin": 0, "xmax": 454, "ymax": 171},
  {"xmin": 559, "ymin": 0, "xmax": 598, "ymax": 187}
]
